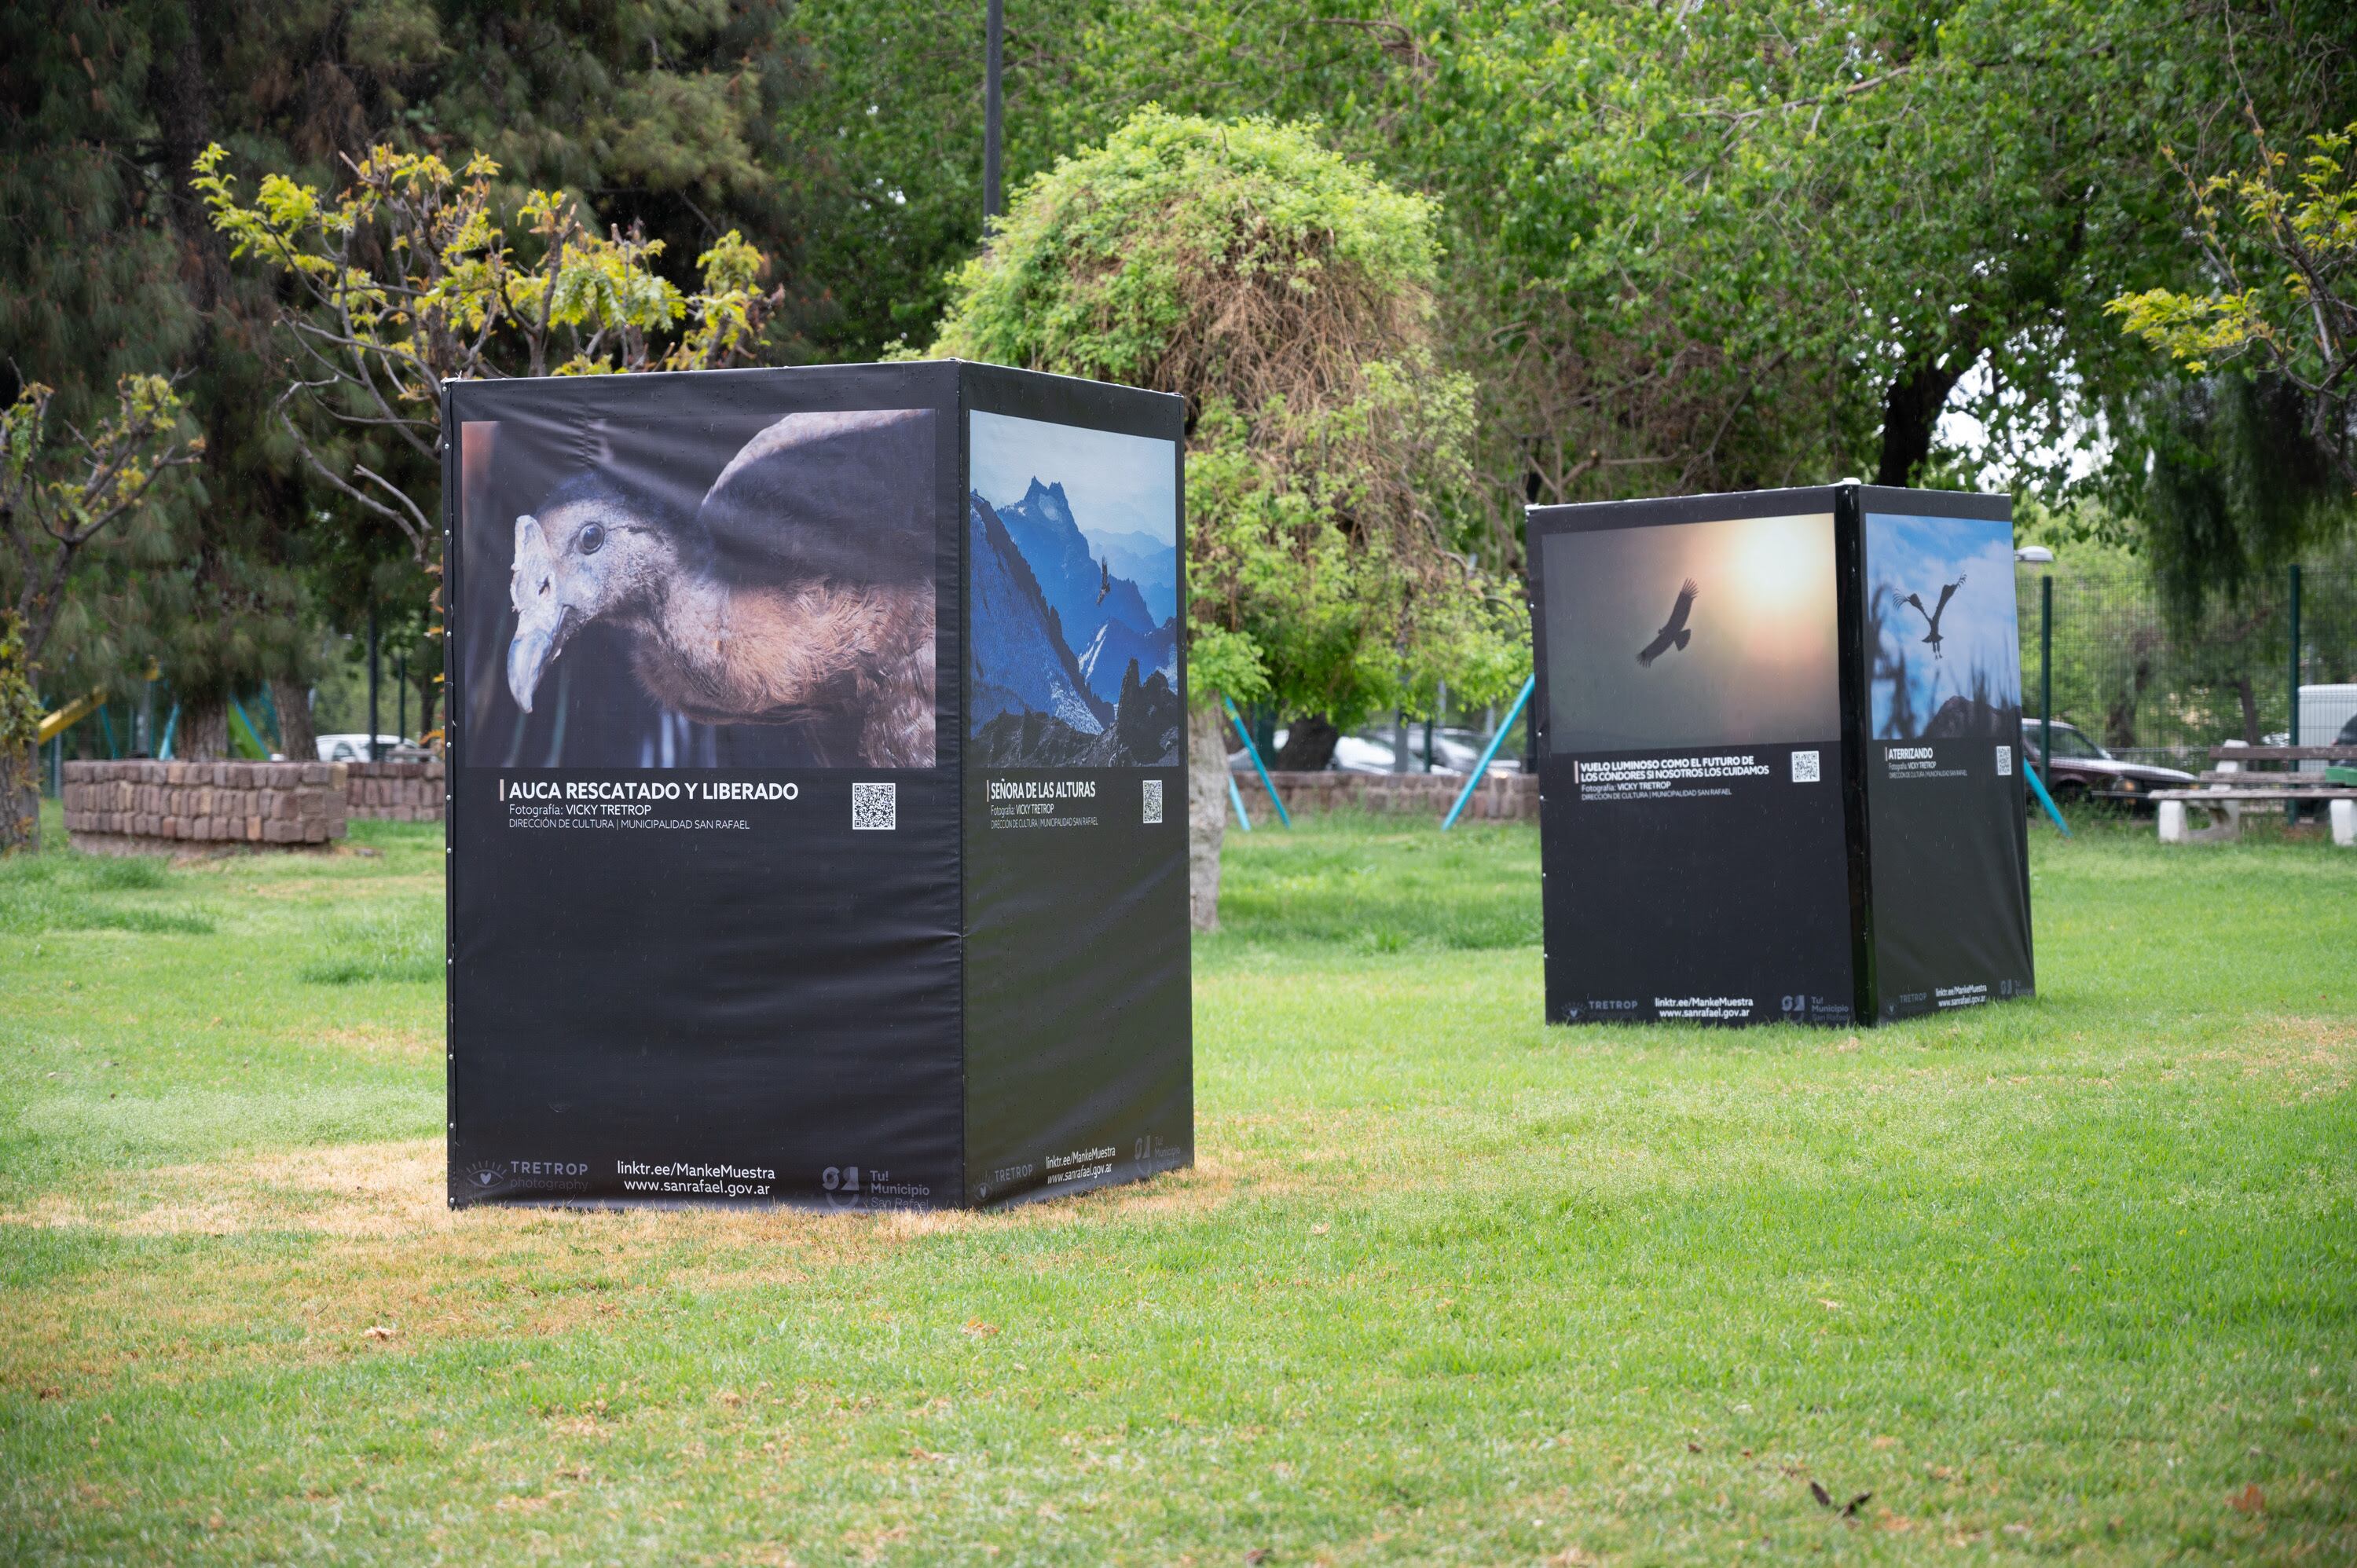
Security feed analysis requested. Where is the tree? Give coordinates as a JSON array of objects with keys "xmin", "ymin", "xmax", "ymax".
[
  {"xmin": 3, "ymin": 2, "xmax": 818, "ymax": 762},
  {"xmin": 2106, "ymin": 118, "xmax": 2357, "ymax": 614},
  {"xmin": 924, "ymin": 109, "xmax": 1527, "ymax": 927},
  {"xmin": 2110, "ymin": 119, "xmax": 2357, "ymax": 490},
  {"xmin": 196, "ymin": 143, "xmax": 777, "ymax": 573},
  {"xmin": 0, "ymin": 376, "xmax": 202, "ymax": 851}
]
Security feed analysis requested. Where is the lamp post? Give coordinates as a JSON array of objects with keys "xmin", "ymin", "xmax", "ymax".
[
  {"xmin": 2288, "ymin": 562, "xmax": 2302, "ymax": 825},
  {"xmin": 2015, "ymin": 545, "xmax": 2055, "ymax": 800},
  {"xmin": 984, "ymin": 0, "xmax": 1004, "ymax": 224}
]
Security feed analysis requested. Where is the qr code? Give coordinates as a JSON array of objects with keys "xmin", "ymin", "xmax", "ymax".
[
  {"xmin": 851, "ymin": 782, "xmax": 896, "ymax": 830},
  {"xmin": 1142, "ymin": 779, "xmax": 1164, "ymax": 824},
  {"xmin": 1996, "ymin": 745, "xmax": 2013, "ymax": 776},
  {"xmin": 1790, "ymin": 749, "xmax": 1821, "ymax": 783}
]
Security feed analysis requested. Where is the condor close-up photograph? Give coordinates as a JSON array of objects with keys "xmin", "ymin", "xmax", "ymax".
[
  {"xmin": 4, "ymin": 1, "xmax": 2355, "ymax": 1563},
  {"xmin": 457, "ymin": 402, "xmax": 940, "ymax": 771}
]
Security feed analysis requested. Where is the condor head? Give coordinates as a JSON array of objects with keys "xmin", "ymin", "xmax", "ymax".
[{"xmin": 506, "ymin": 477, "xmax": 673, "ymax": 713}]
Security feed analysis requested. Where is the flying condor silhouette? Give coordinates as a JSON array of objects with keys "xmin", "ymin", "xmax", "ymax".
[
  {"xmin": 1901, "ymin": 572, "xmax": 1967, "ymax": 660},
  {"xmin": 1637, "ymin": 577, "xmax": 1700, "ymax": 666},
  {"xmin": 504, "ymin": 408, "xmax": 938, "ymax": 767}
]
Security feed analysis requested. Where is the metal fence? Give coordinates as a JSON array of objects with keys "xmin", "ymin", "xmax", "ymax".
[{"xmin": 2016, "ymin": 557, "xmax": 2357, "ymax": 770}]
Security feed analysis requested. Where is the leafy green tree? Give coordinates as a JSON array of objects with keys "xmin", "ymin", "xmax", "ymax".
[
  {"xmin": 2106, "ymin": 119, "xmax": 2357, "ymax": 616},
  {"xmin": 0, "ymin": 376, "xmax": 202, "ymax": 850},
  {"xmin": 923, "ymin": 109, "xmax": 1526, "ymax": 926},
  {"xmin": 2, "ymin": 2, "xmax": 814, "ymax": 760}
]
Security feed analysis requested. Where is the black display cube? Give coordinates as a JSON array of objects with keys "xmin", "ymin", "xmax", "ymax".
[
  {"xmin": 1527, "ymin": 483, "xmax": 2033, "ymax": 1028},
  {"xmin": 444, "ymin": 362, "xmax": 1192, "ymax": 1207}
]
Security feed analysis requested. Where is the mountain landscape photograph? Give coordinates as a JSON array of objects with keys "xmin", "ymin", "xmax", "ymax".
[{"xmin": 967, "ymin": 412, "xmax": 1182, "ymax": 767}]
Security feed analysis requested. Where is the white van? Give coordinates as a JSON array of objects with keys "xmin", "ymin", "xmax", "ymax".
[{"xmin": 2298, "ymin": 684, "xmax": 2357, "ymax": 772}]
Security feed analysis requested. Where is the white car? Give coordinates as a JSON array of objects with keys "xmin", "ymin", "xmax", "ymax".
[{"xmin": 316, "ymin": 734, "xmax": 413, "ymax": 763}]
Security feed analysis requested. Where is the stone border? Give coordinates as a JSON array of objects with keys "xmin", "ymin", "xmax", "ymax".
[
  {"xmin": 344, "ymin": 759, "xmax": 445, "ymax": 822},
  {"xmin": 62, "ymin": 760, "xmax": 348, "ymax": 853},
  {"xmin": 1241, "ymin": 768, "xmax": 1538, "ymax": 821}
]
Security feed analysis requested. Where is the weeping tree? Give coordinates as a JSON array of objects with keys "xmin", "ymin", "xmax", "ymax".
[
  {"xmin": 2108, "ymin": 118, "xmax": 2357, "ymax": 616},
  {"xmin": 925, "ymin": 109, "xmax": 1526, "ymax": 928}
]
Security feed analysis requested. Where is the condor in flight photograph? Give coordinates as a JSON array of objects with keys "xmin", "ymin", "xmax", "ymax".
[
  {"xmin": 1864, "ymin": 510, "xmax": 2022, "ymax": 742},
  {"xmin": 1540, "ymin": 511, "xmax": 1841, "ymax": 754},
  {"xmin": 457, "ymin": 408, "xmax": 939, "ymax": 769}
]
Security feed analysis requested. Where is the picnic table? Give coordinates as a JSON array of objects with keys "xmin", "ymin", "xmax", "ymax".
[{"xmin": 2152, "ymin": 746, "xmax": 2357, "ymax": 845}]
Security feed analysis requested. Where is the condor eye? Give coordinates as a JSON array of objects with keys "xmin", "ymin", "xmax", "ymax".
[{"xmin": 577, "ymin": 522, "xmax": 607, "ymax": 555}]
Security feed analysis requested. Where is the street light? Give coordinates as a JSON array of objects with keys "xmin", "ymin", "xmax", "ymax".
[
  {"xmin": 984, "ymin": 0, "xmax": 1004, "ymax": 224},
  {"xmin": 2018, "ymin": 546, "xmax": 2055, "ymax": 786}
]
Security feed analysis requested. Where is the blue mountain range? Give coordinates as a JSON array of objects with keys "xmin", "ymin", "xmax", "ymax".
[{"xmin": 967, "ymin": 478, "xmax": 1181, "ymax": 766}]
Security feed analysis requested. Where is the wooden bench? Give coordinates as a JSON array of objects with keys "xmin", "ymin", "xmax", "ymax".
[{"xmin": 2152, "ymin": 746, "xmax": 2357, "ymax": 844}]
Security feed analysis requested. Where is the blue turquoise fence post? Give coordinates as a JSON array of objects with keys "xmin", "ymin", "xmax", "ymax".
[
  {"xmin": 1442, "ymin": 673, "xmax": 1535, "ymax": 831},
  {"xmin": 1222, "ymin": 695, "xmax": 1290, "ymax": 827},
  {"xmin": 2023, "ymin": 760, "xmax": 2072, "ymax": 838},
  {"xmin": 1225, "ymin": 769, "xmax": 1252, "ymax": 831}
]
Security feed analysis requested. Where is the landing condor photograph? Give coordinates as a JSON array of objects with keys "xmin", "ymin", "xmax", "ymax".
[
  {"xmin": 457, "ymin": 408, "xmax": 938, "ymax": 769},
  {"xmin": 1864, "ymin": 510, "xmax": 2023, "ymax": 741}
]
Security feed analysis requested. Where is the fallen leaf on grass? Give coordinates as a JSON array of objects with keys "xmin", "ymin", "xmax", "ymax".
[
  {"xmin": 1244, "ymin": 1551, "xmax": 1270, "ymax": 1565},
  {"xmin": 1870, "ymin": 1435, "xmax": 1900, "ymax": 1450},
  {"xmin": 961, "ymin": 1318, "xmax": 998, "ymax": 1338},
  {"xmin": 362, "ymin": 1324, "xmax": 397, "ymax": 1341},
  {"xmin": 2230, "ymin": 1483, "xmax": 2265, "ymax": 1515},
  {"xmin": 1808, "ymin": 1481, "xmax": 1872, "ymax": 1516}
]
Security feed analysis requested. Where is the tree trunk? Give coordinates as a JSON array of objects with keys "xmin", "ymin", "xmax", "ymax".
[
  {"xmin": 272, "ymin": 676, "xmax": 317, "ymax": 761},
  {"xmin": 1187, "ymin": 702, "xmax": 1228, "ymax": 932},
  {"xmin": 1875, "ymin": 344, "xmax": 1978, "ymax": 488},
  {"xmin": 1272, "ymin": 713, "xmax": 1339, "ymax": 771},
  {"xmin": 0, "ymin": 742, "xmax": 36, "ymax": 855},
  {"xmin": 2234, "ymin": 676, "xmax": 2260, "ymax": 745},
  {"xmin": 177, "ymin": 691, "xmax": 229, "ymax": 760}
]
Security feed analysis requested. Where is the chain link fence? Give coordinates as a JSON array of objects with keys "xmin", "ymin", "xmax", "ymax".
[{"xmin": 2015, "ymin": 556, "xmax": 2357, "ymax": 770}]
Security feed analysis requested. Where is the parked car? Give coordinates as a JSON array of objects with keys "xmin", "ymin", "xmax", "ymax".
[
  {"xmin": 1336, "ymin": 726, "xmax": 1527, "ymax": 775},
  {"xmin": 2018, "ymin": 720, "xmax": 2194, "ymax": 810},
  {"xmin": 1227, "ymin": 723, "xmax": 1524, "ymax": 776},
  {"xmin": 316, "ymin": 733, "xmax": 426, "ymax": 763}
]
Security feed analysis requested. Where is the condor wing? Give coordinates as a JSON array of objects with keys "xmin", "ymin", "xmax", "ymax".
[{"xmin": 694, "ymin": 408, "xmax": 937, "ymax": 588}]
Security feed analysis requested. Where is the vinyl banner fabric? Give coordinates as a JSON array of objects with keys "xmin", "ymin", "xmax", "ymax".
[
  {"xmin": 445, "ymin": 364, "xmax": 1191, "ymax": 1209},
  {"xmin": 1527, "ymin": 485, "xmax": 2033, "ymax": 1028},
  {"xmin": 1857, "ymin": 487, "xmax": 2035, "ymax": 1020},
  {"xmin": 1531, "ymin": 491, "xmax": 1856, "ymax": 1027}
]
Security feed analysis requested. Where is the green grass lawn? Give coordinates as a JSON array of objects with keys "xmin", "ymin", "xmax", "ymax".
[{"xmin": 2, "ymin": 804, "xmax": 2352, "ymax": 1563}]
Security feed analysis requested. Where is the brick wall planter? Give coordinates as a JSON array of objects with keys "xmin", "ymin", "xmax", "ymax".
[
  {"xmin": 1244, "ymin": 768, "xmax": 1538, "ymax": 822},
  {"xmin": 344, "ymin": 759, "xmax": 445, "ymax": 822},
  {"xmin": 62, "ymin": 760, "xmax": 348, "ymax": 855}
]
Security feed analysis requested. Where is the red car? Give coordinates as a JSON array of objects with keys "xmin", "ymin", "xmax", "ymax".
[{"xmin": 2019, "ymin": 720, "xmax": 2195, "ymax": 809}]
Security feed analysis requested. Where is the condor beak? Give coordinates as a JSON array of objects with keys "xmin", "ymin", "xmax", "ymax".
[{"xmin": 507, "ymin": 515, "xmax": 581, "ymax": 713}]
